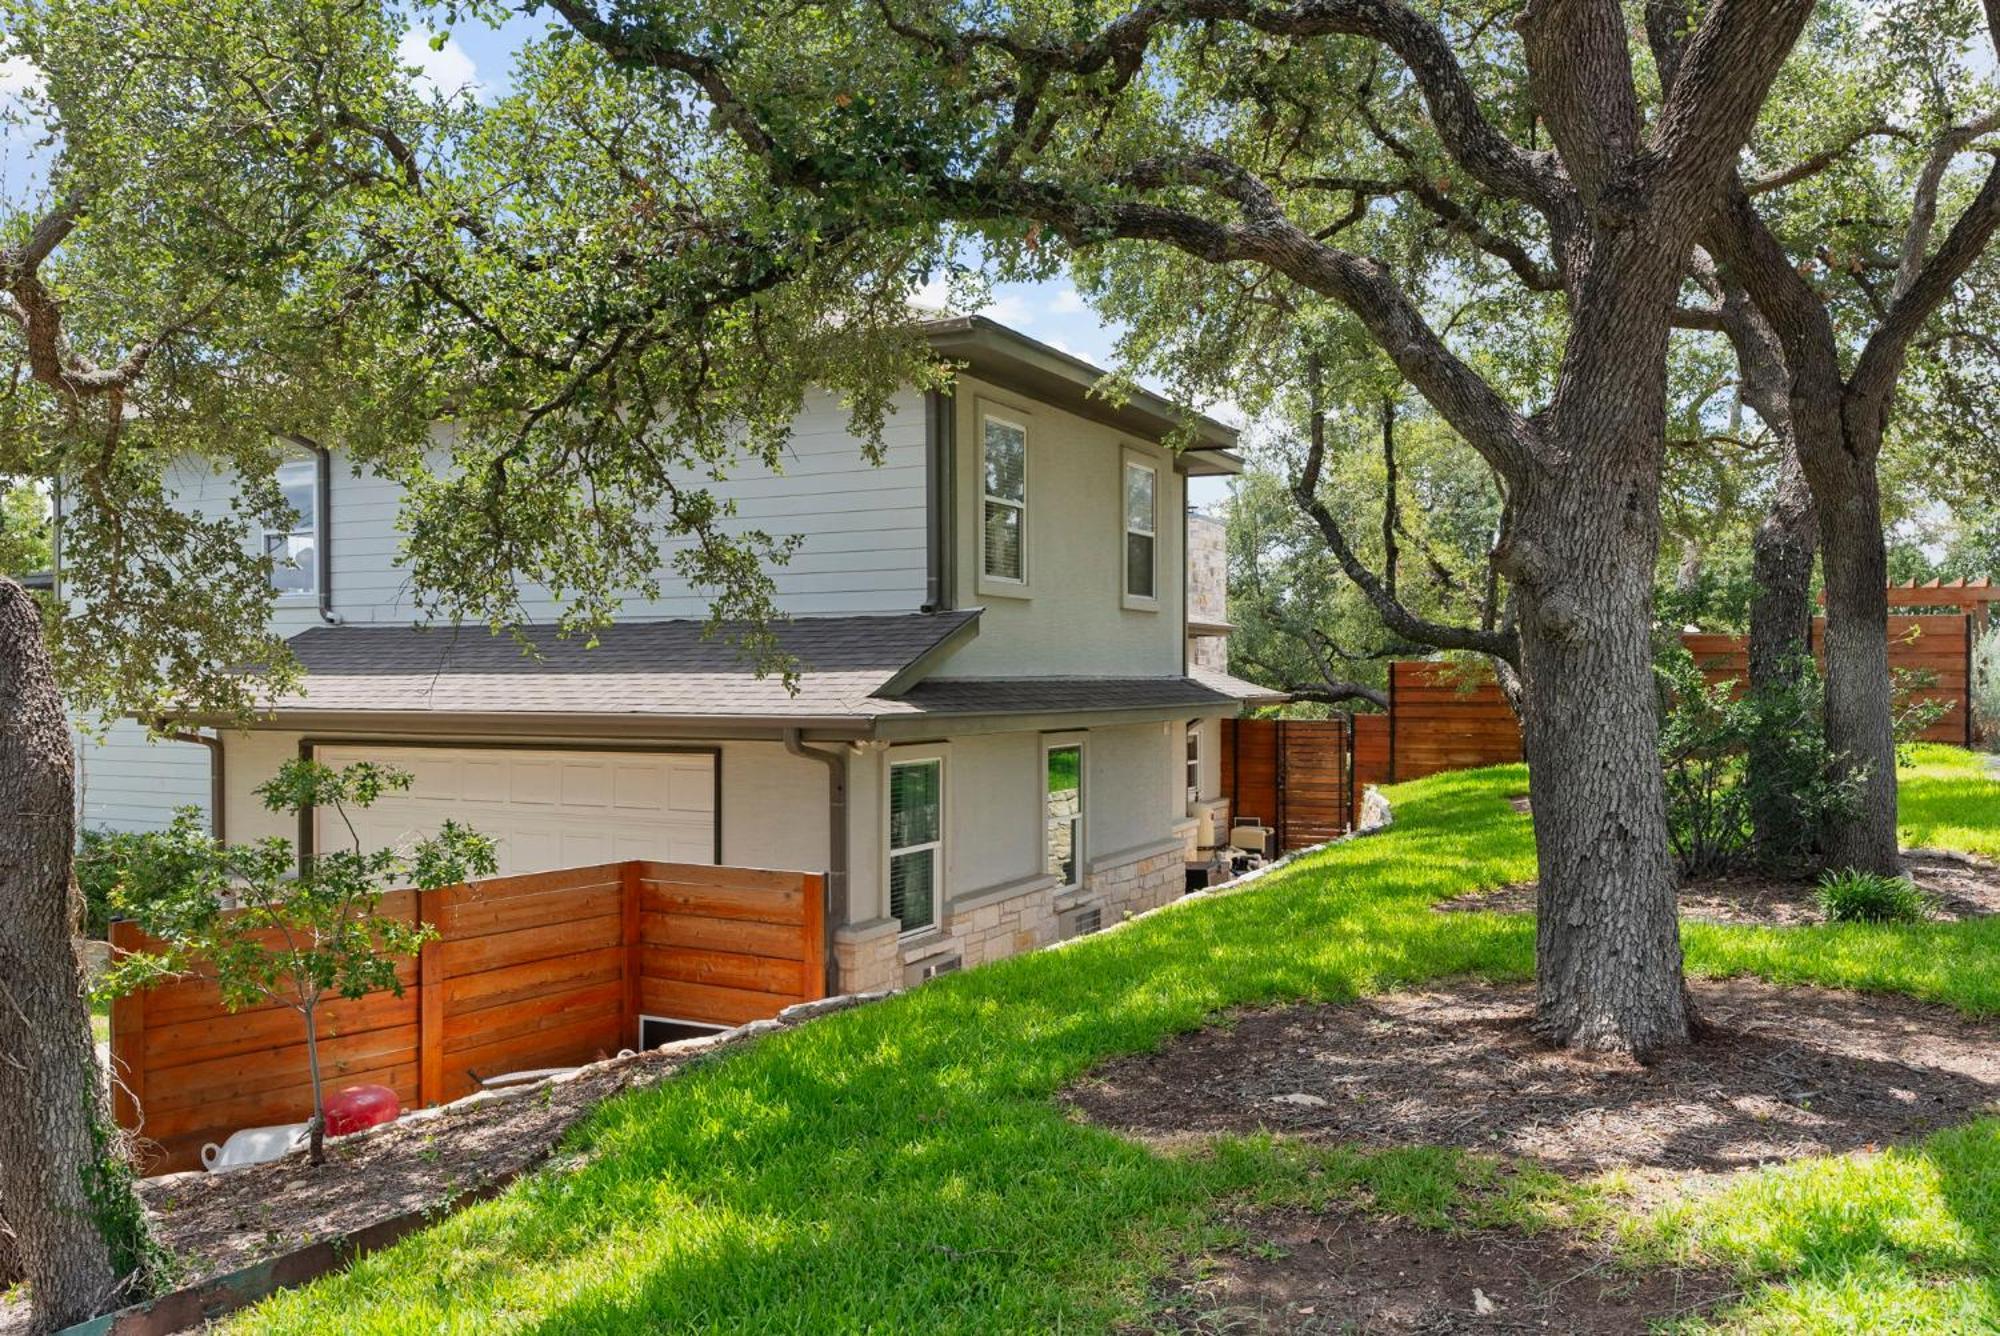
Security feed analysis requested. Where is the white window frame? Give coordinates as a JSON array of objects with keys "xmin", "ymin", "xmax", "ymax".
[
  {"xmin": 885, "ymin": 752, "xmax": 946, "ymax": 937},
  {"xmin": 979, "ymin": 410, "xmax": 1030, "ymax": 593},
  {"xmin": 264, "ymin": 452, "xmax": 320, "ymax": 600},
  {"xmin": 1121, "ymin": 451, "xmax": 1159, "ymax": 610},
  {"xmin": 1042, "ymin": 735, "xmax": 1086, "ymax": 894},
  {"xmin": 1186, "ymin": 721, "xmax": 1202, "ymax": 807}
]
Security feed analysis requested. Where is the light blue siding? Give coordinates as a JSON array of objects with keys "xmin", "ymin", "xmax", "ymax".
[{"xmin": 74, "ymin": 719, "xmax": 210, "ymax": 834}]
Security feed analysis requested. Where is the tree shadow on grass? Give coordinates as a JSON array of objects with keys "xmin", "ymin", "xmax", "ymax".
[{"xmin": 1066, "ymin": 977, "xmax": 2000, "ymax": 1178}]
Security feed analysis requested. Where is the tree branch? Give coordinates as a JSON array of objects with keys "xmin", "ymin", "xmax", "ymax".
[
  {"xmin": 1292, "ymin": 353, "xmax": 1521, "ymax": 665},
  {"xmin": 1746, "ymin": 121, "xmax": 1910, "ymax": 195},
  {"xmin": 1646, "ymin": 0, "xmax": 1818, "ymax": 230}
]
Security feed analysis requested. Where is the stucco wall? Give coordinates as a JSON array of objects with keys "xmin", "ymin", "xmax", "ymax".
[{"xmin": 940, "ymin": 375, "xmax": 1186, "ymax": 677}]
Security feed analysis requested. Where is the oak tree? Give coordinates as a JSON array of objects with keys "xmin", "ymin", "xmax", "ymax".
[{"xmin": 516, "ymin": 0, "xmax": 1826, "ymax": 1051}]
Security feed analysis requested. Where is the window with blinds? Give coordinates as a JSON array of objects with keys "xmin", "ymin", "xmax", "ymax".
[{"xmin": 982, "ymin": 416, "xmax": 1027, "ymax": 582}]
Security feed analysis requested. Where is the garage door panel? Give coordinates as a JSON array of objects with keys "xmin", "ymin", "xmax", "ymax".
[
  {"xmin": 612, "ymin": 764, "xmax": 664, "ymax": 812},
  {"xmin": 509, "ymin": 761, "xmax": 560, "ymax": 806},
  {"xmin": 561, "ymin": 764, "xmax": 611, "ymax": 809},
  {"xmin": 462, "ymin": 760, "xmax": 507, "ymax": 804},
  {"xmin": 667, "ymin": 766, "xmax": 715, "ymax": 814},
  {"xmin": 314, "ymin": 747, "xmax": 717, "ymax": 877}
]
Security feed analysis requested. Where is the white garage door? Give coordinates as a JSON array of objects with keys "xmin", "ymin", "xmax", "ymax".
[{"xmin": 312, "ymin": 745, "xmax": 717, "ymax": 876}]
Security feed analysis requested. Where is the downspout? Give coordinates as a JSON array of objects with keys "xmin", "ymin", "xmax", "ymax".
[
  {"xmin": 309, "ymin": 441, "xmax": 337, "ymax": 625},
  {"xmin": 921, "ymin": 388, "xmax": 957, "ymax": 613},
  {"xmin": 154, "ymin": 720, "xmax": 225, "ymax": 841},
  {"xmin": 784, "ymin": 728, "xmax": 848, "ymax": 996},
  {"xmin": 279, "ymin": 434, "xmax": 339, "ymax": 625}
]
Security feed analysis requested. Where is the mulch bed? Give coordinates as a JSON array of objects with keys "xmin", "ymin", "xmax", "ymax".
[
  {"xmin": 1143, "ymin": 1205, "xmax": 1736, "ymax": 1335},
  {"xmin": 0, "ymin": 1046, "xmax": 692, "ymax": 1335},
  {"xmin": 1435, "ymin": 850, "xmax": 2000, "ymax": 925},
  {"xmin": 138, "ymin": 1047, "xmax": 687, "ymax": 1283},
  {"xmin": 1065, "ymin": 977, "xmax": 2000, "ymax": 1176},
  {"xmin": 1080, "ymin": 977, "xmax": 2000, "ymax": 1332}
]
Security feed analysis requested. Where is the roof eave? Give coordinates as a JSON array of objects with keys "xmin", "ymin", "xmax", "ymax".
[
  {"xmin": 162, "ymin": 707, "xmax": 876, "ymax": 743},
  {"xmin": 920, "ymin": 316, "xmax": 1240, "ymax": 455}
]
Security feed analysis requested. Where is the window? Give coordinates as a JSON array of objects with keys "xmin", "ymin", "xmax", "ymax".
[
  {"xmin": 1123, "ymin": 458, "xmax": 1156, "ymax": 602},
  {"xmin": 1045, "ymin": 742, "xmax": 1083, "ymax": 890},
  {"xmin": 888, "ymin": 758, "xmax": 943, "ymax": 934},
  {"xmin": 982, "ymin": 416, "xmax": 1027, "ymax": 583},
  {"xmin": 265, "ymin": 454, "xmax": 318, "ymax": 596},
  {"xmin": 1186, "ymin": 723, "xmax": 1202, "ymax": 806}
]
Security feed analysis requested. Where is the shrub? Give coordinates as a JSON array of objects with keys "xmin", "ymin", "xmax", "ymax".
[
  {"xmin": 1656, "ymin": 647, "xmax": 1860, "ymax": 877},
  {"xmin": 72, "ymin": 822, "xmax": 212, "ymax": 941},
  {"xmin": 1814, "ymin": 867, "xmax": 1936, "ymax": 924}
]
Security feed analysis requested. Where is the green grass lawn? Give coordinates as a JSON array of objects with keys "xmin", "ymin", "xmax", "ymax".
[
  {"xmin": 235, "ymin": 754, "xmax": 2000, "ymax": 1334},
  {"xmin": 1898, "ymin": 742, "xmax": 2000, "ymax": 859}
]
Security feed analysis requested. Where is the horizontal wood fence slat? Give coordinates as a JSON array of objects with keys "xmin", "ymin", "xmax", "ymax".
[
  {"xmin": 1382, "ymin": 615, "xmax": 1974, "ymax": 783},
  {"xmin": 1218, "ymin": 612, "xmax": 1976, "ymax": 836},
  {"xmin": 111, "ymin": 859, "xmax": 826, "ymax": 1176}
]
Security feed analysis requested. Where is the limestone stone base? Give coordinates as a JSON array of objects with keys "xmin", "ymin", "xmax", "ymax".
[{"xmin": 831, "ymin": 842, "xmax": 1187, "ymax": 993}]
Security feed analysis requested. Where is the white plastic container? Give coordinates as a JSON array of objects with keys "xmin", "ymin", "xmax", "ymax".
[{"xmin": 200, "ymin": 1121, "xmax": 309, "ymax": 1173}]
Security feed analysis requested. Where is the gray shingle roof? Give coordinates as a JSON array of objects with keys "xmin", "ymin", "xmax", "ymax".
[
  {"xmin": 885, "ymin": 675, "xmax": 1242, "ymax": 716},
  {"xmin": 257, "ymin": 613, "xmax": 1259, "ymax": 727},
  {"xmin": 268, "ymin": 612, "xmax": 979, "ymax": 720},
  {"xmin": 1189, "ymin": 665, "xmax": 1291, "ymax": 705}
]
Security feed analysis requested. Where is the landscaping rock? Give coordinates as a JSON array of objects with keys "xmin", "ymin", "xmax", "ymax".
[
  {"xmin": 1356, "ymin": 786, "xmax": 1393, "ymax": 833},
  {"xmin": 777, "ymin": 991, "xmax": 889, "ymax": 1024}
]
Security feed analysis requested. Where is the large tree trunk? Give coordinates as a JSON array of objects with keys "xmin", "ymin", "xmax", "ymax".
[
  {"xmin": 1816, "ymin": 467, "xmax": 1899, "ymax": 874},
  {"xmin": 0, "ymin": 577, "xmax": 146, "ymax": 1330},
  {"xmin": 1746, "ymin": 451, "xmax": 1819, "ymax": 858},
  {"xmin": 1508, "ymin": 244, "xmax": 1692, "ymax": 1057}
]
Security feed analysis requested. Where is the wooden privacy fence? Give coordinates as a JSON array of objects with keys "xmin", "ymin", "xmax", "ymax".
[
  {"xmin": 110, "ymin": 859, "xmax": 825, "ymax": 1176},
  {"xmin": 1220, "ymin": 717, "xmax": 1352, "ymax": 852},
  {"xmin": 1383, "ymin": 613, "xmax": 1975, "ymax": 783}
]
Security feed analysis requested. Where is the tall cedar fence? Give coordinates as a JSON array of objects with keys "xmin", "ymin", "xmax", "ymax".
[
  {"xmin": 1223, "ymin": 614, "xmax": 1975, "ymax": 847},
  {"xmin": 110, "ymin": 860, "xmax": 824, "ymax": 1176}
]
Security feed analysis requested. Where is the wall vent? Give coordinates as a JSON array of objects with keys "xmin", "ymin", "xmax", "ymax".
[
  {"xmin": 904, "ymin": 954, "xmax": 963, "ymax": 987},
  {"xmin": 1065, "ymin": 907, "xmax": 1104, "ymax": 939}
]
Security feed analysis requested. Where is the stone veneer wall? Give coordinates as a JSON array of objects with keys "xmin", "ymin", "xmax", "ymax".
[
  {"xmin": 1187, "ymin": 513, "xmax": 1228, "ymax": 628},
  {"xmin": 1086, "ymin": 843, "xmax": 1186, "ymax": 921},
  {"xmin": 832, "ymin": 842, "xmax": 1187, "ymax": 993}
]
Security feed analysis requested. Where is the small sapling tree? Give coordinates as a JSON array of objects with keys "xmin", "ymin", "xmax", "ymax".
[{"xmin": 100, "ymin": 761, "xmax": 496, "ymax": 1165}]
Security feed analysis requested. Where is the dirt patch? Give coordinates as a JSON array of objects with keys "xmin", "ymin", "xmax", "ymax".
[
  {"xmin": 1436, "ymin": 850, "xmax": 2000, "ymax": 925},
  {"xmin": 142, "ymin": 1048, "xmax": 684, "ymax": 1284},
  {"xmin": 1066, "ymin": 978, "xmax": 2000, "ymax": 1176},
  {"xmin": 1144, "ymin": 1205, "xmax": 1735, "ymax": 1334},
  {"xmin": 0, "ymin": 1044, "xmax": 689, "ymax": 1336}
]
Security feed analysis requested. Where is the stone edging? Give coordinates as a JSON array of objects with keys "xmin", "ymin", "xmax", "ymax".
[{"xmin": 58, "ymin": 989, "xmax": 900, "ymax": 1336}]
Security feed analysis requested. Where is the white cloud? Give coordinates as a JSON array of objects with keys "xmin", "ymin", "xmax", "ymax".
[
  {"xmin": 1201, "ymin": 397, "xmax": 1249, "ymax": 429},
  {"xmin": 1049, "ymin": 286, "xmax": 1087, "ymax": 315},
  {"xmin": 397, "ymin": 29, "xmax": 482, "ymax": 101},
  {"xmin": 912, "ymin": 274, "xmax": 955, "ymax": 312},
  {"xmin": 980, "ymin": 291, "xmax": 1039, "ymax": 327},
  {"xmin": 0, "ymin": 56, "xmax": 44, "ymax": 98}
]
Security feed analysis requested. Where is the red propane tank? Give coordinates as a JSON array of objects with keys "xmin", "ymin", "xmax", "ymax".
[{"xmin": 324, "ymin": 1083, "xmax": 400, "ymax": 1137}]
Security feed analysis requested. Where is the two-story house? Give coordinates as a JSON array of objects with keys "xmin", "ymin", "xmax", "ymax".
[{"xmin": 70, "ymin": 314, "xmax": 1276, "ymax": 994}]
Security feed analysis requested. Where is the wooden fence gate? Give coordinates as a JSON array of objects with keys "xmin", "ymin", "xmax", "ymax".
[{"xmin": 1221, "ymin": 717, "xmax": 1352, "ymax": 852}]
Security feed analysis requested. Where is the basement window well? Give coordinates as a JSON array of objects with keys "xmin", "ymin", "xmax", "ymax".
[{"xmin": 640, "ymin": 1015, "xmax": 731, "ymax": 1050}]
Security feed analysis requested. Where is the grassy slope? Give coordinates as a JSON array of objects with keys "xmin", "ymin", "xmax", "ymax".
[{"xmin": 238, "ymin": 757, "xmax": 2000, "ymax": 1334}]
